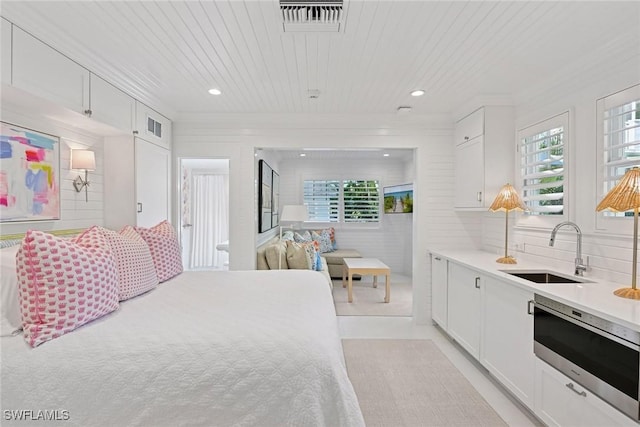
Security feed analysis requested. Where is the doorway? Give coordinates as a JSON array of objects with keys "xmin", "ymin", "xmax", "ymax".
[{"xmin": 179, "ymin": 158, "xmax": 230, "ymax": 270}]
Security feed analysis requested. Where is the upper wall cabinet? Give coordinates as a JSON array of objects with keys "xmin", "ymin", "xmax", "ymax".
[
  {"xmin": 1, "ymin": 19, "xmax": 11, "ymax": 85},
  {"xmin": 90, "ymin": 74, "xmax": 135, "ymax": 132},
  {"xmin": 12, "ymin": 27, "xmax": 90, "ymax": 115},
  {"xmin": 454, "ymin": 106, "xmax": 514, "ymax": 210},
  {"xmin": 135, "ymin": 101, "xmax": 172, "ymax": 149}
]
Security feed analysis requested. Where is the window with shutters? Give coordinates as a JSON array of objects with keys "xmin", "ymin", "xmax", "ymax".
[
  {"xmin": 303, "ymin": 179, "xmax": 380, "ymax": 223},
  {"xmin": 343, "ymin": 180, "xmax": 380, "ymax": 222},
  {"xmin": 517, "ymin": 112, "xmax": 569, "ymax": 226},
  {"xmin": 303, "ymin": 180, "xmax": 340, "ymax": 222},
  {"xmin": 596, "ymin": 84, "xmax": 640, "ymax": 233}
]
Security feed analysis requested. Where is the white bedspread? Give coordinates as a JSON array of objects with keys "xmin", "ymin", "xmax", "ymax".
[{"xmin": 1, "ymin": 270, "xmax": 364, "ymax": 427}]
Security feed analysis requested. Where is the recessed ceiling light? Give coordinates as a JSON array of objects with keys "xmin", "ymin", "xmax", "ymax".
[
  {"xmin": 411, "ymin": 89, "xmax": 425, "ymax": 97},
  {"xmin": 300, "ymin": 153, "xmax": 306, "ymax": 157},
  {"xmin": 383, "ymin": 153, "xmax": 390, "ymax": 157},
  {"xmin": 208, "ymin": 88, "xmax": 222, "ymax": 95}
]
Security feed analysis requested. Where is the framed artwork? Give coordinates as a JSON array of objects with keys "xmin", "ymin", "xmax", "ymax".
[
  {"xmin": 383, "ymin": 183, "xmax": 413, "ymax": 214},
  {"xmin": 258, "ymin": 160, "xmax": 273, "ymax": 232},
  {"xmin": 272, "ymin": 170, "xmax": 279, "ymax": 228},
  {"xmin": 0, "ymin": 122, "xmax": 60, "ymax": 222}
]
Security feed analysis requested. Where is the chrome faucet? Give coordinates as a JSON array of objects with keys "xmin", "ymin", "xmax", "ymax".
[{"xmin": 549, "ymin": 221, "xmax": 587, "ymax": 276}]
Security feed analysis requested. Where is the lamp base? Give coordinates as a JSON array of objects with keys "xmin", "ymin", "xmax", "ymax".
[
  {"xmin": 613, "ymin": 287, "xmax": 640, "ymax": 300},
  {"xmin": 496, "ymin": 256, "xmax": 517, "ymax": 264}
]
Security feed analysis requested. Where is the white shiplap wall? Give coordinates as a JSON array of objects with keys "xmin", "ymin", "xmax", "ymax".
[
  {"xmin": 482, "ymin": 68, "xmax": 640, "ymax": 285},
  {"xmin": 0, "ymin": 105, "xmax": 105, "ymax": 235},
  {"xmin": 277, "ymin": 156, "xmax": 412, "ymax": 274}
]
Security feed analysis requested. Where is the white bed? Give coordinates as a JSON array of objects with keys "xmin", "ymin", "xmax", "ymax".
[{"xmin": 1, "ymin": 268, "xmax": 364, "ymax": 427}]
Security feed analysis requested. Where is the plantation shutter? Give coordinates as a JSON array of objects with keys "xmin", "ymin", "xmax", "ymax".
[
  {"xmin": 343, "ymin": 180, "xmax": 379, "ymax": 223},
  {"xmin": 602, "ymin": 94, "xmax": 640, "ymax": 206},
  {"xmin": 303, "ymin": 180, "xmax": 340, "ymax": 222},
  {"xmin": 520, "ymin": 123, "xmax": 565, "ymax": 215}
]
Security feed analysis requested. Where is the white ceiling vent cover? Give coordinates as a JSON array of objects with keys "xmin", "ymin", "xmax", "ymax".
[{"xmin": 280, "ymin": 0, "xmax": 346, "ymax": 33}]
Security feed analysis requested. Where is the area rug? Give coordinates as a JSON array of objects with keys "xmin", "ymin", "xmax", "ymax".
[
  {"xmin": 342, "ymin": 339, "xmax": 508, "ymax": 427},
  {"xmin": 332, "ymin": 278, "xmax": 412, "ymax": 316}
]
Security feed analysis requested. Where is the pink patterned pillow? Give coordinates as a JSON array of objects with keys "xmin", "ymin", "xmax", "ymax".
[
  {"xmin": 134, "ymin": 221, "xmax": 183, "ymax": 282},
  {"xmin": 16, "ymin": 227, "xmax": 119, "ymax": 347},
  {"xmin": 99, "ymin": 226, "xmax": 158, "ymax": 301}
]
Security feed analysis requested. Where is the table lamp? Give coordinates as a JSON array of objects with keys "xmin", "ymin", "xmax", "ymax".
[
  {"xmin": 489, "ymin": 183, "xmax": 527, "ymax": 264},
  {"xmin": 596, "ymin": 167, "xmax": 640, "ymax": 299}
]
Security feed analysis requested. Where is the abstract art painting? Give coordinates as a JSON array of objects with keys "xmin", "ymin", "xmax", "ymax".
[{"xmin": 0, "ymin": 122, "xmax": 60, "ymax": 222}]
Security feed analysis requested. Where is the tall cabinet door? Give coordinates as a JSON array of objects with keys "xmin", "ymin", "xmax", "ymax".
[
  {"xmin": 135, "ymin": 138, "xmax": 170, "ymax": 228},
  {"xmin": 447, "ymin": 263, "xmax": 482, "ymax": 359}
]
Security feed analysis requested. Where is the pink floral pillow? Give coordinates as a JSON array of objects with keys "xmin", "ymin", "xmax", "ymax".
[
  {"xmin": 16, "ymin": 227, "xmax": 120, "ymax": 347},
  {"xmin": 99, "ymin": 226, "xmax": 158, "ymax": 301},
  {"xmin": 134, "ymin": 221, "xmax": 183, "ymax": 282}
]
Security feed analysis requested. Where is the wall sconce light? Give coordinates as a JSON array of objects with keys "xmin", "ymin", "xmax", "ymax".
[{"xmin": 71, "ymin": 149, "xmax": 95, "ymax": 202}]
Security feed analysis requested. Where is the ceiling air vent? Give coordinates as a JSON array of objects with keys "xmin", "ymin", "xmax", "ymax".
[{"xmin": 280, "ymin": 0, "xmax": 346, "ymax": 33}]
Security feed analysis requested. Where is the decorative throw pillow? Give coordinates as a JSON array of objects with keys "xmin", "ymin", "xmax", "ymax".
[
  {"xmin": 294, "ymin": 231, "xmax": 312, "ymax": 243},
  {"xmin": 313, "ymin": 227, "xmax": 336, "ymax": 249},
  {"xmin": 312, "ymin": 230, "xmax": 334, "ymax": 253},
  {"xmin": 134, "ymin": 221, "xmax": 183, "ymax": 282},
  {"xmin": 99, "ymin": 226, "xmax": 159, "ymax": 301},
  {"xmin": 281, "ymin": 230, "xmax": 295, "ymax": 242},
  {"xmin": 286, "ymin": 241, "xmax": 316, "ymax": 270},
  {"xmin": 16, "ymin": 228, "xmax": 120, "ymax": 347},
  {"xmin": 265, "ymin": 241, "xmax": 288, "ymax": 269}
]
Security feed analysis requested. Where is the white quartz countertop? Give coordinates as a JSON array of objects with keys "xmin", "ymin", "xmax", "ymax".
[{"xmin": 429, "ymin": 249, "xmax": 640, "ymax": 332}]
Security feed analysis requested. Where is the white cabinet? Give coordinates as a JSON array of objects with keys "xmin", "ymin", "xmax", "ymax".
[
  {"xmin": 135, "ymin": 138, "xmax": 170, "ymax": 227},
  {"xmin": 454, "ymin": 106, "xmax": 514, "ymax": 210},
  {"xmin": 1, "ymin": 18, "xmax": 11, "ymax": 85},
  {"xmin": 12, "ymin": 27, "xmax": 90, "ymax": 114},
  {"xmin": 535, "ymin": 358, "xmax": 636, "ymax": 427},
  {"xmin": 481, "ymin": 276, "xmax": 535, "ymax": 408},
  {"xmin": 447, "ymin": 263, "xmax": 482, "ymax": 359},
  {"xmin": 431, "ymin": 254, "xmax": 448, "ymax": 330},
  {"xmin": 103, "ymin": 136, "xmax": 171, "ymax": 230},
  {"xmin": 89, "ymin": 74, "xmax": 135, "ymax": 132},
  {"xmin": 135, "ymin": 101, "xmax": 172, "ymax": 149}
]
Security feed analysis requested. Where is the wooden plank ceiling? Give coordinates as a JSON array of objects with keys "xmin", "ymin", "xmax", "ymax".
[{"xmin": 1, "ymin": 1, "xmax": 638, "ymax": 117}]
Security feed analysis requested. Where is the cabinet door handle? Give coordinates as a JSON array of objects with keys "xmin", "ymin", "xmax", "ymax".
[
  {"xmin": 137, "ymin": 202, "xmax": 143, "ymax": 213},
  {"xmin": 527, "ymin": 300, "xmax": 535, "ymax": 315},
  {"xmin": 566, "ymin": 383, "xmax": 587, "ymax": 397},
  {"xmin": 477, "ymin": 191, "xmax": 482, "ymax": 202},
  {"xmin": 434, "ymin": 257, "xmax": 441, "ymax": 261},
  {"xmin": 474, "ymin": 277, "xmax": 480, "ymax": 289}
]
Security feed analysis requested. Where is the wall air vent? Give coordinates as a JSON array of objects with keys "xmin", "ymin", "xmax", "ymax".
[{"xmin": 280, "ymin": 0, "xmax": 346, "ymax": 33}]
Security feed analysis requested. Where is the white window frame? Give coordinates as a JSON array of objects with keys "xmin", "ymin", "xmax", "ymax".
[
  {"xmin": 596, "ymin": 84, "xmax": 640, "ymax": 235},
  {"xmin": 516, "ymin": 111, "xmax": 570, "ymax": 229},
  {"xmin": 302, "ymin": 178, "xmax": 381, "ymax": 225}
]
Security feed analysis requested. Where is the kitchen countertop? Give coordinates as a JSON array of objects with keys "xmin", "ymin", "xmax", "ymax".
[{"xmin": 430, "ymin": 249, "xmax": 640, "ymax": 332}]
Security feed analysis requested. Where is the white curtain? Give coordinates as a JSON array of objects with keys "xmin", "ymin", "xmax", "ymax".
[{"xmin": 190, "ymin": 173, "xmax": 229, "ymax": 269}]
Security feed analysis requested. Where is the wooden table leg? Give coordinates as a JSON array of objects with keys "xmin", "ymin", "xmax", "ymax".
[
  {"xmin": 348, "ymin": 271, "xmax": 353, "ymax": 303},
  {"xmin": 342, "ymin": 264, "xmax": 346, "ymax": 288},
  {"xmin": 384, "ymin": 273, "xmax": 390, "ymax": 303},
  {"xmin": 373, "ymin": 275, "xmax": 378, "ymax": 288}
]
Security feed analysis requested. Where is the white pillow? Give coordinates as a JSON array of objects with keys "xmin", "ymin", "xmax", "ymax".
[{"xmin": 0, "ymin": 245, "xmax": 21, "ymax": 334}]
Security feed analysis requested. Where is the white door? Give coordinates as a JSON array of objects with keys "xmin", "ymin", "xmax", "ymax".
[
  {"xmin": 135, "ymin": 138, "xmax": 170, "ymax": 227},
  {"xmin": 179, "ymin": 159, "xmax": 230, "ymax": 271}
]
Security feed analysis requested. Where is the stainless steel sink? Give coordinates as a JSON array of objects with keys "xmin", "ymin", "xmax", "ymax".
[{"xmin": 500, "ymin": 270, "xmax": 592, "ymax": 284}]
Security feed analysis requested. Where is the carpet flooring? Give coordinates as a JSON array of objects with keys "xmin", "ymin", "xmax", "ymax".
[
  {"xmin": 332, "ymin": 276, "xmax": 412, "ymax": 316},
  {"xmin": 342, "ymin": 339, "xmax": 508, "ymax": 427}
]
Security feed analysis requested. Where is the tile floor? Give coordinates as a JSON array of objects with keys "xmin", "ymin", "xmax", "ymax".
[{"xmin": 338, "ymin": 315, "xmax": 542, "ymax": 427}]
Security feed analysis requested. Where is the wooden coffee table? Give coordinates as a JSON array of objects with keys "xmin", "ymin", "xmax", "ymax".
[{"xmin": 342, "ymin": 258, "xmax": 390, "ymax": 303}]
